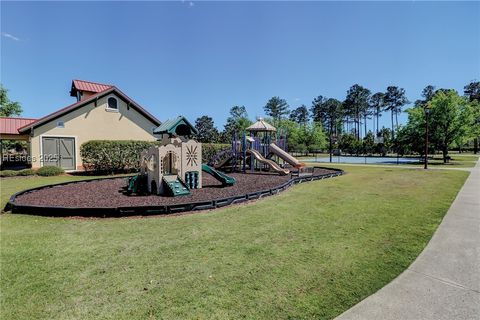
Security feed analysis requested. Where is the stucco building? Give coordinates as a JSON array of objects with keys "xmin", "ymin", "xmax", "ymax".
[{"xmin": 0, "ymin": 80, "xmax": 160, "ymax": 170}]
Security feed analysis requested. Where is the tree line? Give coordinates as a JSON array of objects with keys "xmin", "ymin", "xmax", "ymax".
[
  {"xmin": 2, "ymin": 81, "xmax": 479, "ymax": 162},
  {"xmin": 194, "ymin": 81, "xmax": 480, "ymax": 161},
  {"xmin": 194, "ymin": 84, "xmax": 414, "ymax": 146}
]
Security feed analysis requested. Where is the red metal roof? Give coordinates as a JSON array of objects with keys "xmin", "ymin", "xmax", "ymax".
[
  {"xmin": 72, "ymin": 79, "xmax": 112, "ymax": 93},
  {"xmin": 0, "ymin": 117, "xmax": 38, "ymax": 135}
]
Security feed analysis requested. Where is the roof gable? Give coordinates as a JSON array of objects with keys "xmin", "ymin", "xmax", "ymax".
[
  {"xmin": 19, "ymin": 86, "xmax": 160, "ymax": 133},
  {"xmin": 153, "ymin": 116, "xmax": 198, "ymax": 136}
]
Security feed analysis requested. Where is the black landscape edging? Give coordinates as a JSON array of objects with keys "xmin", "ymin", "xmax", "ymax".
[{"xmin": 7, "ymin": 167, "xmax": 343, "ymax": 217}]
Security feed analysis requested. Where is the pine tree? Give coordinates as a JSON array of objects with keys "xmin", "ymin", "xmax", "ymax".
[{"xmin": 264, "ymin": 96, "xmax": 289, "ymax": 123}]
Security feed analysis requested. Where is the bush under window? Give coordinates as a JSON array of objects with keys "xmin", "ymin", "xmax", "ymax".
[{"xmin": 37, "ymin": 166, "xmax": 65, "ymax": 177}]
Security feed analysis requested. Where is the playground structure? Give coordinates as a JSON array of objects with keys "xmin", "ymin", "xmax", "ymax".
[
  {"xmin": 127, "ymin": 117, "xmax": 304, "ymax": 196},
  {"xmin": 128, "ymin": 116, "xmax": 235, "ymax": 196},
  {"xmin": 212, "ymin": 118, "xmax": 305, "ymax": 175}
]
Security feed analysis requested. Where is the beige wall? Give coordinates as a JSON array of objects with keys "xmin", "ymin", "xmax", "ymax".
[{"xmin": 30, "ymin": 93, "xmax": 158, "ymax": 170}]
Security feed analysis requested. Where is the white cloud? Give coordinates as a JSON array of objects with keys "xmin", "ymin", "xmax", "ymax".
[
  {"xmin": 189, "ymin": 1, "xmax": 194, "ymax": 7},
  {"xmin": 295, "ymin": 97, "xmax": 301, "ymax": 101},
  {"xmin": 2, "ymin": 32, "xmax": 21, "ymax": 41}
]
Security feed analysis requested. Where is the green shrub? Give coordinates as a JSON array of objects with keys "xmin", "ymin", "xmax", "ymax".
[
  {"xmin": 81, "ymin": 141, "xmax": 231, "ymax": 173},
  {"xmin": 37, "ymin": 166, "xmax": 64, "ymax": 176},
  {"xmin": 18, "ymin": 169, "xmax": 36, "ymax": 176},
  {"xmin": 202, "ymin": 143, "xmax": 230, "ymax": 163},
  {"xmin": 81, "ymin": 140, "xmax": 158, "ymax": 173},
  {"xmin": 0, "ymin": 170, "xmax": 19, "ymax": 177}
]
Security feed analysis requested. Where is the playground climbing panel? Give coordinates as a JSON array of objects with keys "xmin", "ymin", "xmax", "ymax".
[{"xmin": 163, "ymin": 175, "xmax": 191, "ymax": 196}]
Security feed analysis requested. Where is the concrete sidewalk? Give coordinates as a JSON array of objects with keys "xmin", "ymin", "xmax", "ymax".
[{"xmin": 336, "ymin": 160, "xmax": 480, "ymax": 320}]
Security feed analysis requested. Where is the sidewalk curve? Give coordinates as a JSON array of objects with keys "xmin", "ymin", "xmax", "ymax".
[{"xmin": 335, "ymin": 159, "xmax": 480, "ymax": 320}]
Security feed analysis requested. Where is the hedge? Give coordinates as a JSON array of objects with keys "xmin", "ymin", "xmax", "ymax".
[
  {"xmin": 37, "ymin": 166, "xmax": 65, "ymax": 176},
  {"xmin": 81, "ymin": 141, "xmax": 230, "ymax": 173},
  {"xmin": 202, "ymin": 143, "xmax": 230, "ymax": 163},
  {"xmin": 0, "ymin": 169, "xmax": 37, "ymax": 177},
  {"xmin": 18, "ymin": 169, "xmax": 36, "ymax": 176},
  {"xmin": 80, "ymin": 140, "xmax": 157, "ymax": 173},
  {"xmin": 1, "ymin": 167, "xmax": 65, "ymax": 177},
  {"xmin": 0, "ymin": 170, "xmax": 19, "ymax": 177}
]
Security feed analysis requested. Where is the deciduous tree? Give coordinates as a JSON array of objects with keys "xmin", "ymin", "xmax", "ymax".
[
  {"xmin": 0, "ymin": 85, "xmax": 22, "ymax": 117},
  {"xmin": 222, "ymin": 105, "xmax": 252, "ymax": 140},
  {"xmin": 428, "ymin": 90, "xmax": 471, "ymax": 163},
  {"xmin": 275, "ymin": 119, "xmax": 326, "ymax": 152},
  {"xmin": 464, "ymin": 81, "xmax": 480, "ymax": 153}
]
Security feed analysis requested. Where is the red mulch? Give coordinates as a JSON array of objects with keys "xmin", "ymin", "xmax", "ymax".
[{"xmin": 14, "ymin": 168, "xmax": 336, "ymax": 208}]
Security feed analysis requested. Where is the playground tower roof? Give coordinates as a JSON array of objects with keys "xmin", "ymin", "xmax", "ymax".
[
  {"xmin": 246, "ymin": 118, "xmax": 277, "ymax": 132},
  {"xmin": 153, "ymin": 116, "xmax": 198, "ymax": 136}
]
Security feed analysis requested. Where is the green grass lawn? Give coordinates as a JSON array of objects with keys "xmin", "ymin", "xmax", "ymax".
[
  {"xmin": 424, "ymin": 154, "xmax": 479, "ymax": 167},
  {"xmin": 0, "ymin": 167, "xmax": 469, "ymax": 319},
  {"xmin": 393, "ymin": 154, "xmax": 478, "ymax": 168}
]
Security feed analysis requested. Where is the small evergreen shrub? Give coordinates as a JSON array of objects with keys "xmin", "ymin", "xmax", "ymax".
[
  {"xmin": 18, "ymin": 169, "xmax": 36, "ymax": 176},
  {"xmin": 0, "ymin": 170, "xmax": 18, "ymax": 177},
  {"xmin": 37, "ymin": 166, "xmax": 65, "ymax": 176}
]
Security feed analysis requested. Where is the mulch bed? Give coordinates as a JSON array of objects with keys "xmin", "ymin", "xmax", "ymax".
[
  {"xmin": 10, "ymin": 168, "xmax": 342, "ymax": 216},
  {"xmin": 14, "ymin": 168, "xmax": 333, "ymax": 208}
]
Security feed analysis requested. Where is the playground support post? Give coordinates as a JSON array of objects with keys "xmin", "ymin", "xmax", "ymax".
[{"xmin": 242, "ymin": 133, "xmax": 246, "ymax": 173}]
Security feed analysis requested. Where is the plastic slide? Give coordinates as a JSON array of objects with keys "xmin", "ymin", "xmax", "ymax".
[
  {"xmin": 201, "ymin": 164, "xmax": 236, "ymax": 186},
  {"xmin": 247, "ymin": 149, "xmax": 290, "ymax": 175},
  {"xmin": 126, "ymin": 174, "xmax": 147, "ymax": 195},
  {"xmin": 269, "ymin": 143, "xmax": 305, "ymax": 168},
  {"xmin": 162, "ymin": 175, "xmax": 191, "ymax": 196},
  {"xmin": 127, "ymin": 175, "xmax": 139, "ymax": 194}
]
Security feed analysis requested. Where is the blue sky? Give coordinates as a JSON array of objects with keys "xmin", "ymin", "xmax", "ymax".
[{"xmin": 1, "ymin": 1, "xmax": 479, "ymax": 131}]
